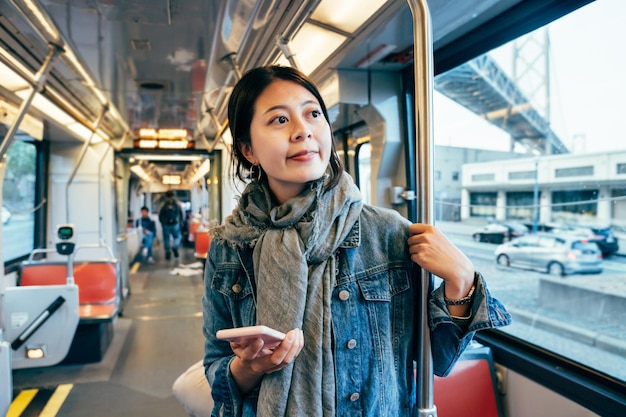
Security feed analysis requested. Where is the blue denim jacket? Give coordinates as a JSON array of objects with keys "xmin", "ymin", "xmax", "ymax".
[{"xmin": 202, "ymin": 205, "xmax": 511, "ymax": 417}]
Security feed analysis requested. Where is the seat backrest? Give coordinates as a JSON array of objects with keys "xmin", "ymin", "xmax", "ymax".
[
  {"xmin": 20, "ymin": 262, "xmax": 67, "ymax": 286},
  {"xmin": 188, "ymin": 222, "xmax": 200, "ymax": 241},
  {"xmin": 194, "ymin": 230, "xmax": 210, "ymax": 259},
  {"xmin": 433, "ymin": 344, "xmax": 504, "ymax": 417},
  {"xmin": 73, "ymin": 261, "xmax": 119, "ymax": 304},
  {"xmin": 20, "ymin": 260, "xmax": 119, "ymax": 305}
]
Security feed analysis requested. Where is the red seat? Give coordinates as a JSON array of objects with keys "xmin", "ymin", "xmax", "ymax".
[
  {"xmin": 20, "ymin": 261, "xmax": 119, "ymax": 319},
  {"xmin": 19, "ymin": 259, "xmax": 121, "ymax": 363},
  {"xmin": 188, "ymin": 222, "xmax": 200, "ymax": 242},
  {"xmin": 195, "ymin": 230, "xmax": 210, "ymax": 259},
  {"xmin": 78, "ymin": 304, "xmax": 118, "ymax": 322},
  {"xmin": 73, "ymin": 262, "xmax": 118, "ymax": 305},
  {"xmin": 20, "ymin": 263, "xmax": 66, "ymax": 286},
  {"xmin": 433, "ymin": 345, "xmax": 503, "ymax": 417}
]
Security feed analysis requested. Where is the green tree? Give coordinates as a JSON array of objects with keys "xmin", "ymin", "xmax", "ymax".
[{"xmin": 3, "ymin": 138, "xmax": 36, "ymax": 206}]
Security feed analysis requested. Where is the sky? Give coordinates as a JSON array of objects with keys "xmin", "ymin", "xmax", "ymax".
[{"xmin": 433, "ymin": 0, "xmax": 625, "ymax": 155}]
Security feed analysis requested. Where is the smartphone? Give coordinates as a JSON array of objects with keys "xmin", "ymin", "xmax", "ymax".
[{"xmin": 216, "ymin": 325, "xmax": 286, "ymax": 344}]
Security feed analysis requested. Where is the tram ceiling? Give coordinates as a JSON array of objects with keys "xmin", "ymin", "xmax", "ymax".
[{"xmin": 1, "ymin": 0, "xmax": 560, "ymax": 181}]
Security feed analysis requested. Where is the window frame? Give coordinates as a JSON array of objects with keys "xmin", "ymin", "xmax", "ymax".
[{"xmin": 430, "ymin": 1, "xmax": 625, "ymax": 414}]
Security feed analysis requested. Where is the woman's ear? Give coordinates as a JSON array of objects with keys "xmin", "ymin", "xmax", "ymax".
[{"xmin": 240, "ymin": 143, "xmax": 257, "ymax": 165}]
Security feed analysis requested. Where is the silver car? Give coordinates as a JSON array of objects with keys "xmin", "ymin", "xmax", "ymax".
[{"xmin": 494, "ymin": 233, "xmax": 603, "ymax": 276}]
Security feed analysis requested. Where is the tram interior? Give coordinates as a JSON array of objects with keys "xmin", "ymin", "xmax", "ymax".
[{"xmin": 2, "ymin": 0, "xmax": 623, "ymax": 417}]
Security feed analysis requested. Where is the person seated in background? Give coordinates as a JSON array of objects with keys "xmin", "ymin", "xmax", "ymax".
[{"xmin": 135, "ymin": 206, "xmax": 156, "ymax": 263}]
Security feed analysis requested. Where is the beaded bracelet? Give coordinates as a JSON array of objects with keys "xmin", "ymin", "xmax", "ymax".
[{"xmin": 444, "ymin": 282, "xmax": 476, "ymax": 306}]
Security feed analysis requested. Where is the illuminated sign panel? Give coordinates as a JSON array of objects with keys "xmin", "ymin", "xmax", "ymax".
[
  {"xmin": 133, "ymin": 139, "xmax": 195, "ymax": 150},
  {"xmin": 133, "ymin": 128, "xmax": 195, "ymax": 149},
  {"xmin": 162, "ymin": 174, "xmax": 182, "ymax": 185}
]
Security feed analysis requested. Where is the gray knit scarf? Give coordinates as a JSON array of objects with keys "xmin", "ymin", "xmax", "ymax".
[{"xmin": 214, "ymin": 172, "xmax": 363, "ymax": 417}]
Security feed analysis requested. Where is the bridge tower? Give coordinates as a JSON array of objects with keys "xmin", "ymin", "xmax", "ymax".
[{"xmin": 511, "ymin": 28, "xmax": 552, "ymax": 153}]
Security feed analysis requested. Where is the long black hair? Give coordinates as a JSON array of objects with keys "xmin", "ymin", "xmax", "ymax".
[{"xmin": 227, "ymin": 65, "xmax": 343, "ymax": 190}]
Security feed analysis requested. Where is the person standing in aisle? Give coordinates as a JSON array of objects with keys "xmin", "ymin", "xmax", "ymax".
[{"xmin": 159, "ymin": 190, "xmax": 183, "ymax": 260}]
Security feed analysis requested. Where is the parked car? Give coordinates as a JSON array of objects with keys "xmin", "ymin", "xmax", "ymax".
[
  {"xmin": 611, "ymin": 224, "xmax": 626, "ymax": 256},
  {"xmin": 494, "ymin": 233, "xmax": 603, "ymax": 276},
  {"xmin": 1, "ymin": 206, "xmax": 10, "ymax": 225},
  {"xmin": 549, "ymin": 224, "xmax": 619, "ymax": 257},
  {"xmin": 588, "ymin": 226, "xmax": 619, "ymax": 257},
  {"xmin": 522, "ymin": 221, "xmax": 556, "ymax": 233},
  {"xmin": 472, "ymin": 221, "xmax": 529, "ymax": 244}
]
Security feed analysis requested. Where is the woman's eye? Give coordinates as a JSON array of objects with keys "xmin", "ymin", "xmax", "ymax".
[
  {"xmin": 273, "ymin": 115, "xmax": 288, "ymax": 124},
  {"xmin": 311, "ymin": 110, "xmax": 321, "ymax": 118}
]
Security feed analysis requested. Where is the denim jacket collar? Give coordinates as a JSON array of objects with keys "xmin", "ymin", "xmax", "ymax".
[{"xmin": 339, "ymin": 216, "xmax": 360, "ymax": 249}]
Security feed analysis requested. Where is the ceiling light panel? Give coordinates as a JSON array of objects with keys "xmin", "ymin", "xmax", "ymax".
[
  {"xmin": 0, "ymin": 57, "xmax": 31, "ymax": 91},
  {"xmin": 0, "ymin": 98, "xmax": 43, "ymax": 140},
  {"xmin": 67, "ymin": 123, "xmax": 105, "ymax": 144},
  {"xmin": 133, "ymin": 154, "xmax": 204, "ymax": 162},
  {"xmin": 311, "ymin": 0, "xmax": 388, "ymax": 33},
  {"xmin": 162, "ymin": 174, "xmax": 182, "ymax": 185},
  {"xmin": 290, "ymin": 23, "xmax": 346, "ymax": 75},
  {"xmin": 15, "ymin": 90, "xmax": 75, "ymax": 125}
]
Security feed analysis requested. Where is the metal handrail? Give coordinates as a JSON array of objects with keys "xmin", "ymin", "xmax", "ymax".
[
  {"xmin": 0, "ymin": 43, "xmax": 61, "ymax": 161},
  {"xmin": 27, "ymin": 244, "xmax": 116, "ymax": 263},
  {"xmin": 406, "ymin": 0, "xmax": 437, "ymax": 416},
  {"xmin": 27, "ymin": 248, "xmax": 58, "ymax": 263},
  {"xmin": 8, "ymin": 0, "xmax": 129, "ymax": 136}
]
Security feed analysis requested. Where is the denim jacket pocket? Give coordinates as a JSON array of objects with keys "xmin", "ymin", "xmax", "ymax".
[
  {"xmin": 211, "ymin": 262, "xmax": 254, "ymax": 301},
  {"xmin": 356, "ymin": 264, "xmax": 411, "ymax": 301}
]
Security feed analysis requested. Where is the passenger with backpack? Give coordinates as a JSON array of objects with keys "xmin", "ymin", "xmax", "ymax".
[{"xmin": 159, "ymin": 190, "xmax": 183, "ymax": 260}]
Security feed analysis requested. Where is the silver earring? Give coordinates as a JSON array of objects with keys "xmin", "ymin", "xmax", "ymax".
[{"xmin": 256, "ymin": 165, "xmax": 262, "ymax": 181}]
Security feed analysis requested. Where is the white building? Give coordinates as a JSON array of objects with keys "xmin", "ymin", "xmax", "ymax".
[{"xmin": 461, "ymin": 150, "xmax": 626, "ymax": 226}]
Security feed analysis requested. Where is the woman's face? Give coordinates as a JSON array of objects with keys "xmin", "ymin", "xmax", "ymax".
[{"xmin": 241, "ymin": 79, "xmax": 332, "ymax": 203}]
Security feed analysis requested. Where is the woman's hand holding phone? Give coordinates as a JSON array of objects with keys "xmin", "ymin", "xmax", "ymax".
[{"xmin": 224, "ymin": 327, "xmax": 305, "ymax": 394}]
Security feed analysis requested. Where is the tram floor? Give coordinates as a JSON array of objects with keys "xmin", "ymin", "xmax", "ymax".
[{"xmin": 10, "ymin": 247, "xmax": 206, "ymax": 417}]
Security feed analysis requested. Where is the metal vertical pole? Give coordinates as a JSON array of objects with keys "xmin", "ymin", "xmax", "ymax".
[
  {"xmin": 65, "ymin": 106, "xmax": 108, "ymax": 223},
  {"xmin": 97, "ymin": 146, "xmax": 112, "ymax": 245},
  {"xmin": 406, "ymin": 1, "xmax": 437, "ymax": 416}
]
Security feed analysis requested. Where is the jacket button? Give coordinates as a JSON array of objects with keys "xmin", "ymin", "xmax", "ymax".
[
  {"xmin": 349, "ymin": 393, "xmax": 360, "ymax": 402},
  {"xmin": 347, "ymin": 339, "xmax": 357, "ymax": 349},
  {"xmin": 339, "ymin": 290, "xmax": 350, "ymax": 301},
  {"xmin": 232, "ymin": 284, "xmax": 242, "ymax": 293}
]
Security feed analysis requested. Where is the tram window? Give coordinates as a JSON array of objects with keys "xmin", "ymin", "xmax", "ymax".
[
  {"xmin": 433, "ymin": 0, "xmax": 626, "ymax": 384},
  {"xmin": 2, "ymin": 137, "xmax": 36, "ymax": 262}
]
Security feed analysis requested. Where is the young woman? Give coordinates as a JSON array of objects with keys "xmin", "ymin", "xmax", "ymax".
[{"xmin": 202, "ymin": 65, "xmax": 510, "ymax": 417}]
